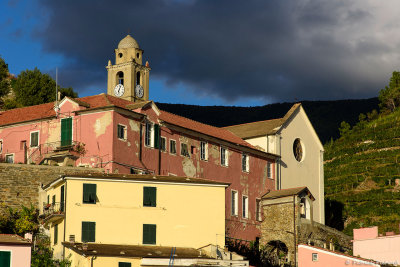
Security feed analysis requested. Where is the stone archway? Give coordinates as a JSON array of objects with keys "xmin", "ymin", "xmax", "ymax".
[{"xmin": 263, "ymin": 240, "xmax": 289, "ymax": 266}]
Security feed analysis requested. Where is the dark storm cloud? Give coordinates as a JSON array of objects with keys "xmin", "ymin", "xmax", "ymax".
[{"xmin": 33, "ymin": 0, "xmax": 400, "ymax": 102}]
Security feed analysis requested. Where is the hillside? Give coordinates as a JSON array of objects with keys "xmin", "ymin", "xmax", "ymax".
[
  {"xmin": 157, "ymin": 98, "xmax": 379, "ymax": 143},
  {"xmin": 324, "ymin": 108, "xmax": 400, "ymax": 235}
]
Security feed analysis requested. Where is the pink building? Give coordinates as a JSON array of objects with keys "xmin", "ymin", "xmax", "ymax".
[
  {"xmin": 353, "ymin": 226, "xmax": 400, "ymax": 266},
  {"xmin": 298, "ymin": 244, "xmax": 380, "ymax": 267},
  {"xmin": 0, "ymin": 234, "xmax": 32, "ymax": 267},
  {"xmin": 0, "ymin": 95, "xmax": 277, "ymax": 241}
]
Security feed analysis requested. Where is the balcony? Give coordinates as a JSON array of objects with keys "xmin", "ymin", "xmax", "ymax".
[
  {"xmin": 40, "ymin": 202, "xmax": 65, "ymax": 224},
  {"xmin": 28, "ymin": 141, "xmax": 85, "ymax": 166}
]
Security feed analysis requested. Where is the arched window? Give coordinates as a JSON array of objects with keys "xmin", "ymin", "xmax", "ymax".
[
  {"xmin": 117, "ymin": 71, "xmax": 124, "ymax": 85},
  {"xmin": 136, "ymin": 71, "xmax": 141, "ymax": 86}
]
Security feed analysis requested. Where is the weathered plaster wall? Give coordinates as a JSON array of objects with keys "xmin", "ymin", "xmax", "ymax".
[{"xmin": 0, "ymin": 163, "xmax": 102, "ymax": 215}]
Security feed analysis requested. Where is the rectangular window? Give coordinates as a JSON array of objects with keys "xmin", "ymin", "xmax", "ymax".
[
  {"xmin": 267, "ymin": 162, "xmax": 272, "ymax": 178},
  {"xmin": 242, "ymin": 196, "xmax": 248, "ymax": 218},
  {"xmin": 143, "ymin": 224, "xmax": 156, "ymax": 245},
  {"xmin": 47, "ymin": 195, "xmax": 50, "ymax": 205},
  {"xmin": 119, "ymin": 263, "xmax": 132, "ymax": 267},
  {"xmin": 54, "ymin": 223, "xmax": 58, "ymax": 244},
  {"xmin": 242, "ymin": 154, "xmax": 249, "ymax": 172},
  {"xmin": 145, "ymin": 122, "xmax": 153, "ymax": 147},
  {"xmin": 160, "ymin": 137, "xmax": 166, "ymax": 152},
  {"xmin": 117, "ymin": 124, "xmax": 127, "ymax": 140},
  {"xmin": 231, "ymin": 190, "xmax": 238, "ymax": 216},
  {"xmin": 312, "ymin": 253, "xmax": 318, "ymax": 262},
  {"xmin": 30, "ymin": 131, "xmax": 39, "ymax": 147},
  {"xmin": 256, "ymin": 199, "xmax": 262, "ymax": 221},
  {"xmin": 170, "ymin": 140, "xmax": 176, "ymax": 154},
  {"xmin": 0, "ymin": 251, "xmax": 11, "ymax": 267},
  {"xmin": 181, "ymin": 143, "xmax": 190, "ymax": 157},
  {"xmin": 82, "ymin": 221, "xmax": 95, "ymax": 242},
  {"xmin": 200, "ymin": 141, "xmax": 208, "ymax": 161},
  {"xmin": 220, "ymin": 147, "xmax": 228, "ymax": 166},
  {"xmin": 143, "ymin": 187, "xmax": 156, "ymax": 207},
  {"xmin": 5, "ymin": 154, "xmax": 13, "ymax": 163},
  {"xmin": 52, "ymin": 195, "xmax": 56, "ymax": 205},
  {"xmin": 83, "ymin": 184, "xmax": 97, "ymax": 204}
]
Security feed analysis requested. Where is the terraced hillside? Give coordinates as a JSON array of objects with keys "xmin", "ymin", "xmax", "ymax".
[{"xmin": 324, "ymin": 109, "xmax": 400, "ymax": 235}]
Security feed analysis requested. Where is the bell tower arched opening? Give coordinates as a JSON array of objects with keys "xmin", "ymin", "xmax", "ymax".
[{"xmin": 117, "ymin": 71, "xmax": 124, "ymax": 85}]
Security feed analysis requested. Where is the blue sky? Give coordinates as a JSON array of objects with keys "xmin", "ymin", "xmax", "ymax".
[{"xmin": 1, "ymin": 0, "xmax": 400, "ymax": 106}]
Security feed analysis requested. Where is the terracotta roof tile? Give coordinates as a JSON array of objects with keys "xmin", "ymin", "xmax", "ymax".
[
  {"xmin": 0, "ymin": 102, "xmax": 56, "ymax": 126},
  {"xmin": 262, "ymin": 186, "xmax": 315, "ymax": 201},
  {"xmin": 0, "ymin": 234, "xmax": 31, "ymax": 245}
]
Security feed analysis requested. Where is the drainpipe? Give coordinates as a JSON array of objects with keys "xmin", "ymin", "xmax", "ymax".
[
  {"xmin": 63, "ymin": 179, "xmax": 67, "ymax": 260},
  {"xmin": 293, "ymin": 195, "xmax": 297, "ymax": 267},
  {"xmin": 158, "ymin": 126, "xmax": 161, "ymax": 175}
]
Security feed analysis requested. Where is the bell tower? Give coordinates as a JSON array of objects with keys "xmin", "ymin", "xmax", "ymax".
[{"xmin": 106, "ymin": 35, "xmax": 150, "ymax": 102}]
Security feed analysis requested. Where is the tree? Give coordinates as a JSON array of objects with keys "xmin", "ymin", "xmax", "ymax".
[
  {"xmin": 13, "ymin": 68, "xmax": 78, "ymax": 107},
  {"xmin": 378, "ymin": 71, "xmax": 400, "ymax": 112},
  {"xmin": 0, "ymin": 56, "xmax": 10, "ymax": 98},
  {"xmin": 339, "ymin": 121, "xmax": 351, "ymax": 136}
]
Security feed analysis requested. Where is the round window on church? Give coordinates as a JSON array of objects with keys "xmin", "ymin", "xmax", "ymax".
[
  {"xmin": 118, "ymin": 53, "xmax": 123, "ymax": 58},
  {"xmin": 293, "ymin": 138, "xmax": 304, "ymax": 162}
]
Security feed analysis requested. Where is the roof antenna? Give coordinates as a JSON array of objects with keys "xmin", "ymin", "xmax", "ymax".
[{"xmin": 55, "ymin": 67, "xmax": 60, "ymax": 117}]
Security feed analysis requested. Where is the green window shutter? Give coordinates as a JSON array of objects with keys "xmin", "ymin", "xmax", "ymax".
[
  {"xmin": 61, "ymin": 117, "xmax": 72, "ymax": 146},
  {"xmin": 54, "ymin": 224, "xmax": 58, "ymax": 244},
  {"xmin": 52, "ymin": 195, "xmax": 55, "ymax": 205},
  {"xmin": 143, "ymin": 187, "xmax": 156, "ymax": 207},
  {"xmin": 0, "ymin": 251, "xmax": 11, "ymax": 267},
  {"xmin": 143, "ymin": 224, "xmax": 156, "ymax": 244},
  {"xmin": 154, "ymin": 124, "xmax": 160, "ymax": 149},
  {"xmin": 119, "ymin": 263, "xmax": 132, "ymax": 267},
  {"xmin": 83, "ymin": 184, "xmax": 96, "ymax": 204},
  {"xmin": 82, "ymin": 221, "xmax": 95, "ymax": 242}
]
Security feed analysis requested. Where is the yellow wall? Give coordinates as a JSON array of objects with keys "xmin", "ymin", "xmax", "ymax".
[
  {"xmin": 64, "ymin": 250, "xmax": 141, "ymax": 267},
  {"xmin": 46, "ymin": 178, "xmax": 226, "ymax": 261}
]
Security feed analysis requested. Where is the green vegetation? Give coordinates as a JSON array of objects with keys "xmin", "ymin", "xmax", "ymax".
[
  {"xmin": 0, "ymin": 56, "xmax": 11, "ymax": 100},
  {"xmin": 378, "ymin": 71, "xmax": 400, "ymax": 112}
]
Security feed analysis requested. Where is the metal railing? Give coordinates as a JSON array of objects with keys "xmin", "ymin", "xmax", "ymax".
[
  {"xmin": 42, "ymin": 201, "xmax": 65, "ymax": 217},
  {"xmin": 28, "ymin": 140, "xmax": 84, "ymax": 164}
]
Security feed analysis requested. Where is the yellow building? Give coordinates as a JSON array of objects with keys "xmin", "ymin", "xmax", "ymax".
[{"xmin": 40, "ymin": 173, "xmax": 247, "ymax": 267}]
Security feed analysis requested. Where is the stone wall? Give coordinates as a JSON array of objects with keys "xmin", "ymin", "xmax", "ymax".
[{"xmin": 0, "ymin": 163, "xmax": 103, "ymax": 214}]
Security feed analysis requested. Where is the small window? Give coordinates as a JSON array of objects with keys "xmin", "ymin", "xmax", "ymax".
[
  {"xmin": 181, "ymin": 143, "xmax": 190, "ymax": 157},
  {"xmin": 200, "ymin": 141, "xmax": 208, "ymax": 161},
  {"xmin": 231, "ymin": 190, "xmax": 238, "ymax": 216},
  {"xmin": 242, "ymin": 196, "xmax": 248, "ymax": 219},
  {"xmin": 136, "ymin": 71, "xmax": 141, "ymax": 86},
  {"xmin": 82, "ymin": 221, "xmax": 96, "ymax": 242},
  {"xmin": 54, "ymin": 223, "xmax": 58, "ymax": 244},
  {"xmin": 5, "ymin": 154, "xmax": 13, "ymax": 163},
  {"xmin": 143, "ymin": 224, "xmax": 156, "ymax": 245},
  {"xmin": 52, "ymin": 195, "xmax": 55, "ymax": 205},
  {"xmin": 256, "ymin": 199, "xmax": 262, "ymax": 221},
  {"xmin": 119, "ymin": 263, "xmax": 131, "ymax": 267},
  {"xmin": 136, "ymin": 53, "xmax": 140, "ymax": 58},
  {"xmin": 117, "ymin": 71, "xmax": 124, "ymax": 85},
  {"xmin": 30, "ymin": 131, "xmax": 39, "ymax": 147},
  {"xmin": 160, "ymin": 137, "xmax": 166, "ymax": 152},
  {"xmin": 170, "ymin": 140, "xmax": 176, "ymax": 154},
  {"xmin": 47, "ymin": 195, "xmax": 50, "ymax": 205},
  {"xmin": 242, "ymin": 154, "xmax": 249, "ymax": 172},
  {"xmin": 220, "ymin": 147, "xmax": 228, "ymax": 166},
  {"xmin": 143, "ymin": 187, "xmax": 156, "ymax": 207},
  {"xmin": 145, "ymin": 122, "xmax": 153, "ymax": 147},
  {"xmin": 118, "ymin": 53, "xmax": 123, "ymax": 58},
  {"xmin": 293, "ymin": 138, "xmax": 304, "ymax": 162},
  {"xmin": 267, "ymin": 162, "xmax": 272, "ymax": 178},
  {"xmin": 117, "ymin": 124, "xmax": 127, "ymax": 140},
  {"xmin": 83, "ymin": 184, "xmax": 97, "ymax": 204},
  {"xmin": 312, "ymin": 253, "xmax": 318, "ymax": 261}
]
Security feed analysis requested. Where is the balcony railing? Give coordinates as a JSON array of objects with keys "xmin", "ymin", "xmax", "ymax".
[
  {"xmin": 28, "ymin": 141, "xmax": 84, "ymax": 164},
  {"xmin": 41, "ymin": 202, "xmax": 65, "ymax": 223}
]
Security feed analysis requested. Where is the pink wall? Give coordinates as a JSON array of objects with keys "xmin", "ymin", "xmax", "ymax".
[
  {"xmin": 0, "ymin": 245, "xmax": 31, "ymax": 267},
  {"xmin": 298, "ymin": 244, "xmax": 379, "ymax": 267},
  {"xmin": 353, "ymin": 227, "xmax": 400, "ymax": 265}
]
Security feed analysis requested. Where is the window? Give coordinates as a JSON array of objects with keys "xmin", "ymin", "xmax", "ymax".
[
  {"xmin": 119, "ymin": 263, "xmax": 132, "ymax": 267},
  {"xmin": 117, "ymin": 124, "xmax": 127, "ymax": 140},
  {"xmin": 5, "ymin": 154, "xmax": 13, "ymax": 163},
  {"xmin": 293, "ymin": 138, "xmax": 304, "ymax": 162},
  {"xmin": 54, "ymin": 223, "xmax": 58, "ymax": 244},
  {"xmin": 256, "ymin": 199, "xmax": 262, "ymax": 221},
  {"xmin": 143, "ymin": 187, "xmax": 156, "ymax": 207},
  {"xmin": 83, "ymin": 184, "xmax": 97, "ymax": 204},
  {"xmin": 30, "ymin": 131, "xmax": 39, "ymax": 147},
  {"xmin": 170, "ymin": 140, "xmax": 176, "ymax": 154},
  {"xmin": 312, "ymin": 253, "xmax": 318, "ymax": 261},
  {"xmin": 181, "ymin": 143, "xmax": 190, "ymax": 157},
  {"xmin": 160, "ymin": 137, "xmax": 166, "ymax": 152},
  {"xmin": 143, "ymin": 224, "xmax": 156, "ymax": 245},
  {"xmin": 47, "ymin": 195, "xmax": 50, "ymax": 204},
  {"xmin": 52, "ymin": 195, "xmax": 55, "ymax": 205},
  {"xmin": 82, "ymin": 221, "xmax": 95, "ymax": 242},
  {"xmin": 267, "ymin": 162, "xmax": 272, "ymax": 178},
  {"xmin": 220, "ymin": 147, "xmax": 228, "ymax": 166},
  {"xmin": 200, "ymin": 141, "xmax": 208, "ymax": 161},
  {"xmin": 242, "ymin": 154, "xmax": 249, "ymax": 172},
  {"xmin": 117, "ymin": 71, "xmax": 124, "ymax": 85},
  {"xmin": 0, "ymin": 140, "xmax": 2, "ymax": 154},
  {"xmin": 145, "ymin": 122, "xmax": 153, "ymax": 147},
  {"xmin": 0, "ymin": 251, "xmax": 11, "ymax": 267},
  {"xmin": 242, "ymin": 196, "xmax": 248, "ymax": 218},
  {"xmin": 145, "ymin": 122, "xmax": 160, "ymax": 148},
  {"xmin": 231, "ymin": 190, "xmax": 238, "ymax": 216}
]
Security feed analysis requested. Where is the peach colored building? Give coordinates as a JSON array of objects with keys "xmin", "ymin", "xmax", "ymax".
[
  {"xmin": 0, "ymin": 234, "xmax": 32, "ymax": 267},
  {"xmin": 353, "ymin": 226, "xmax": 400, "ymax": 266},
  {"xmin": 298, "ymin": 244, "xmax": 380, "ymax": 267}
]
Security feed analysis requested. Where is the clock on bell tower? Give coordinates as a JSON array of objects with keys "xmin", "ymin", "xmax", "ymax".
[{"xmin": 106, "ymin": 34, "xmax": 150, "ymax": 102}]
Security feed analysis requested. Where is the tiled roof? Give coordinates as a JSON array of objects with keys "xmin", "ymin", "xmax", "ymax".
[
  {"xmin": 262, "ymin": 186, "xmax": 315, "ymax": 201},
  {"xmin": 159, "ymin": 110, "xmax": 257, "ymax": 150},
  {"xmin": 224, "ymin": 103, "xmax": 301, "ymax": 138},
  {"xmin": 0, "ymin": 234, "xmax": 31, "ymax": 245},
  {"xmin": 63, "ymin": 242, "xmax": 212, "ymax": 258}
]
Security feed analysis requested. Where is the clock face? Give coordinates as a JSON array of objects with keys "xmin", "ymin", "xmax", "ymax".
[
  {"xmin": 114, "ymin": 84, "xmax": 124, "ymax": 97},
  {"xmin": 135, "ymin": 84, "xmax": 144, "ymax": 98}
]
